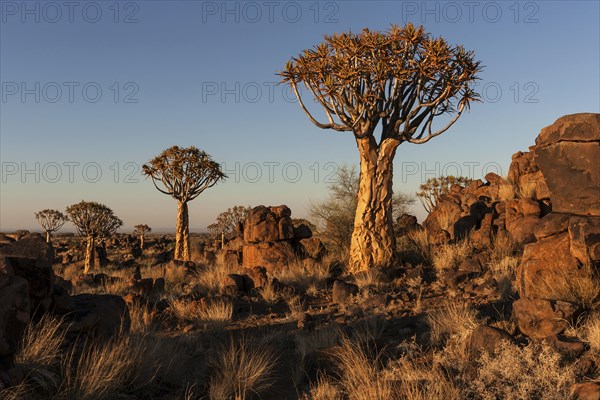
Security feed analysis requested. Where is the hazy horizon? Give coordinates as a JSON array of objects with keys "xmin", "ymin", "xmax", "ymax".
[{"xmin": 2, "ymin": 1, "xmax": 599, "ymax": 232}]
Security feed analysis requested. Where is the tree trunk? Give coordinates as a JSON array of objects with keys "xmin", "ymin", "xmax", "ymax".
[
  {"xmin": 139, "ymin": 235, "xmax": 144, "ymax": 250},
  {"xmin": 348, "ymin": 137, "xmax": 400, "ymax": 273},
  {"xmin": 45, "ymin": 230, "xmax": 51, "ymax": 243},
  {"xmin": 175, "ymin": 201, "xmax": 190, "ymax": 260},
  {"xmin": 84, "ymin": 236, "xmax": 95, "ymax": 274}
]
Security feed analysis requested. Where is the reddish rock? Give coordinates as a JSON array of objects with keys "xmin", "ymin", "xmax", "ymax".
[
  {"xmin": 570, "ymin": 382, "xmax": 600, "ymax": 400},
  {"xmin": 568, "ymin": 216, "xmax": 600, "ymax": 264},
  {"xmin": 513, "ymin": 298, "xmax": 578, "ymax": 339},
  {"xmin": 465, "ymin": 325, "xmax": 513, "ymax": 359},
  {"xmin": 242, "ymin": 241, "xmax": 296, "ymax": 270},
  {"xmin": 332, "ymin": 280, "xmax": 358, "ymax": 305},
  {"xmin": 533, "ymin": 113, "xmax": 600, "ymax": 216},
  {"xmin": 516, "ymin": 233, "xmax": 580, "ymax": 299}
]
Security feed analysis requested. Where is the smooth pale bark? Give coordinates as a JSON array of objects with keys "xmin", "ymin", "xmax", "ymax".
[
  {"xmin": 348, "ymin": 136, "xmax": 400, "ymax": 273},
  {"xmin": 83, "ymin": 236, "xmax": 95, "ymax": 274},
  {"xmin": 45, "ymin": 231, "xmax": 51, "ymax": 243},
  {"xmin": 175, "ymin": 201, "xmax": 190, "ymax": 260},
  {"xmin": 139, "ymin": 235, "xmax": 145, "ymax": 250}
]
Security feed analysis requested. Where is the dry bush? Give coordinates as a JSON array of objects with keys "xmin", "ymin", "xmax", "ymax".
[
  {"xmin": 490, "ymin": 231, "xmax": 516, "ymax": 262},
  {"xmin": 432, "ymin": 237, "xmax": 474, "ymax": 271},
  {"xmin": 436, "ymin": 209, "xmax": 454, "ymax": 232},
  {"xmin": 408, "ymin": 230, "xmax": 432, "ymax": 263},
  {"xmin": 334, "ymin": 336, "xmax": 393, "ymax": 400},
  {"xmin": 387, "ymin": 356, "xmax": 461, "ymax": 400},
  {"xmin": 518, "ymin": 180, "xmax": 537, "ymax": 199},
  {"xmin": 427, "ymin": 302, "xmax": 479, "ymax": 345},
  {"xmin": 583, "ymin": 312, "xmax": 600, "ymax": 352},
  {"xmin": 128, "ymin": 301, "xmax": 159, "ymax": 333},
  {"xmin": 467, "ymin": 341, "xmax": 575, "ymax": 399},
  {"xmin": 62, "ymin": 263, "xmax": 81, "ymax": 282},
  {"xmin": 295, "ymin": 325, "xmax": 340, "ymax": 366},
  {"xmin": 0, "ymin": 383, "xmax": 34, "ymax": 400},
  {"xmin": 16, "ymin": 315, "xmax": 67, "ymax": 395},
  {"xmin": 285, "ymin": 295, "xmax": 305, "ymax": 321},
  {"xmin": 258, "ymin": 279, "xmax": 279, "ymax": 303},
  {"xmin": 192, "ymin": 262, "xmax": 237, "ymax": 294},
  {"xmin": 169, "ymin": 298, "xmax": 233, "ymax": 325},
  {"xmin": 498, "ymin": 183, "xmax": 516, "ymax": 202},
  {"xmin": 533, "ymin": 265, "xmax": 600, "ymax": 310},
  {"xmin": 208, "ymin": 339, "xmax": 278, "ymax": 400},
  {"xmin": 272, "ymin": 257, "xmax": 329, "ymax": 292},
  {"xmin": 61, "ymin": 334, "xmax": 149, "ymax": 400},
  {"xmin": 304, "ymin": 374, "xmax": 343, "ymax": 400}
]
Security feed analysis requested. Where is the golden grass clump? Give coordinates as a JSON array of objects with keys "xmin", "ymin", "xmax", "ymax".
[
  {"xmin": 334, "ymin": 336, "xmax": 393, "ymax": 400},
  {"xmin": 169, "ymin": 298, "xmax": 233, "ymax": 325},
  {"xmin": 208, "ymin": 339, "xmax": 278, "ymax": 400},
  {"xmin": 467, "ymin": 341, "xmax": 575, "ymax": 400},
  {"xmin": 408, "ymin": 229, "xmax": 432, "ymax": 263},
  {"xmin": 498, "ymin": 183, "xmax": 516, "ymax": 202},
  {"xmin": 432, "ymin": 237, "xmax": 474, "ymax": 271},
  {"xmin": 427, "ymin": 301, "xmax": 480, "ymax": 345}
]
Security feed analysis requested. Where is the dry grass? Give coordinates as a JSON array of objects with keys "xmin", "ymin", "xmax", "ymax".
[
  {"xmin": 128, "ymin": 301, "xmax": 159, "ymax": 333},
  {"xmin": 258, "ymin": 279, "xmax": 279, "ymax": 303},
  {"xmin": 436, "ymin": 209, "xmax": 454, "ymax": 232},
  {"xmin": 61, "ymin": 334, "xmax": 150, "ymax": 400},
  {"xmin": 304, "ymin": 374, "xmax": 342, "ymax": 400},
  {"xmin": 272, "ymin": 257, "xmax": 329, "ymax": 292},
  {"xmin": 583, "ymin": 312, "xmax": 600, "ymax": 352},
  {"xmin": 467, "ymin": 341, "xmax": 576, "ymax": 399},
  {"xmin": 533, "ymin": 265, "xmax": 600, "ymax": 310},
  {"xmin": 192, "ymin": 262, "xmax": 237, "ymax": 294},
  {"xmin": 15, "ymin": 315, "xmax": 67, "ymax": 395},
  {"xmin": 518, "ymin": 180, "xmax": 537, "ymax": 199},
  {"xmin": 169, "ymin": 298, "xmax": 233, "ymax": 325},
  {"xmin": 498, "ymin": 183, "xmax": 516, "ymax": 202},
  {"xmin": 387, "ymin": 356, "xmax": 462, "ymax": 400},
  {"xmin": 334, "ymin": 336, "xmax": 393, "ymax": 400},
  {"xmin": 427, "ymin": 301, "xmax": 480, "ymax": 345},
  {"xmin": 208, "ymin": 338, "xmax": 278, "ymax": 400},
  {"xmin": 285, "ymin": 295, "xmax": 306, "ymax": 321},
  {"xmin": 408, "ymin": 229, "xmax": 432, "ymax": 263},
  {"xmin": 432, "ymin": 237, "xmax": 474, "ymax": 271}
]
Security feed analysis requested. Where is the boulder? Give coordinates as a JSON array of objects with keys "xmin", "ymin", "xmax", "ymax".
[
  {"xmin": 465, "ymin": 325, "xmax": 513, "ymax": 359},
  {"xmin": 332, "ymin": 280, "xmax": 358, "ymax": 305},
  {"xmin": 533, "ymin": 113, "xmax": 600, "ymax": 216},
  {"xmin": 512, "ymin": 298, "xmax": 578, "ymax": 339},
  {"xmin": 570, "ymin": 382, "xmax": 600, "ymax": 400},
  {"xmin": 568, "ymin": 216, "xmax": 600, "ymax": 264},
  {"xmin": 242, "ymin": 241, "xmax": 296, "ymax": 270},
  {"xmin": 516, "ymin": 232, "xmax": 580, "ymax": 299},
  {"xmin": 293, "ymin": 224, "xmax": 313, "ymax": 240},
  {"xmin": 0, "ymin": 276, "xmax": 30, "ymax": 359},
  {"xmin": 68, "ymin": 294, "xmax": 130, "ymax": 337}
]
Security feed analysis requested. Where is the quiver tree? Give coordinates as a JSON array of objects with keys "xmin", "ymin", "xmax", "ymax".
[
  {"xmin": 133, "ymin": 224, "xmax": 152, "ymax": 249},
  {"xmin": 416, "ymin": 176, "xmax": 473, "ymax": 213},
  {"xmin": 35, "ymin": 209, "xmax": 68, "ymax": 243},
  {"xmin": 210, "ymin": 205, "xmax": 251, "ymax": 246},
  {"xmin": 66, "ymin": 201, "xmax": 123, "ymax": 274},
  {"xmin": 280, "ymin": 23, "xmax": 481, "ymax": 272},
  {"xmin": 142, "ymin": 146, "xmax": 226, "ymax": 261}
]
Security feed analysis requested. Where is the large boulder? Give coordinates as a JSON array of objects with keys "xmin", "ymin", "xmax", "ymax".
[
  {"xmin": 68, "ymin": 294, "xmax": 130, "ymax": 337},
  {"xmin": 513, "ymin": 298, "xmax": 578, "ymax": 339},
  {"xmin": 0, "ymin": 274, "xmax": 30, "ymax": 362},
  {"xmin": 516, "ymin": 232, "xmax": 580, "ymax": 300},
  {"xmin": 242, "ymin": 241, "xmax": 296, "ymax": 270},
  {"xmin": 244, "ymin": 205, "xmax": 295, "ymax": 242},
  {"xmin": 533, "ymin": 113, "xmax": 600, "ymax": 216}
]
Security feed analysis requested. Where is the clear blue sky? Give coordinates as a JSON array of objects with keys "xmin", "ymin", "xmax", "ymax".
[{"xmin": 1, "ymin": 0, "xmax": 599, "ymax": 232}]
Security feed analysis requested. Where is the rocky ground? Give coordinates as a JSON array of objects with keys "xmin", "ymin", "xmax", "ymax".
[{"xmin": 1, "ymin": 113, "xmax": 599, "ymax": 400}]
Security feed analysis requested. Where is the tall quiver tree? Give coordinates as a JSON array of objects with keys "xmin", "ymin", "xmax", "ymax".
[
  {"xmin": 66, "ymin": 201, "xmax": 123, "ymax": 274},
  {"xmin": 280, "ymin": 24, "xmax": 481, "ymax": 273},
  {"xmin": 35, "ymin": 209, "xmax": 68, "ymax": 243},
  {"xmin": 142, "ymin": 146, "xmax": 226, "ymax": 261},
  {"xmin": 133, "ymin": 224, "xmax": 151, "ymax": 250}
]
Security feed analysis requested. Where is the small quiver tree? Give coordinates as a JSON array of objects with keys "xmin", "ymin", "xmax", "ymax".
[{"xmin": 35, "ymin": 209, "xmax": 68, "ymax": 243}]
